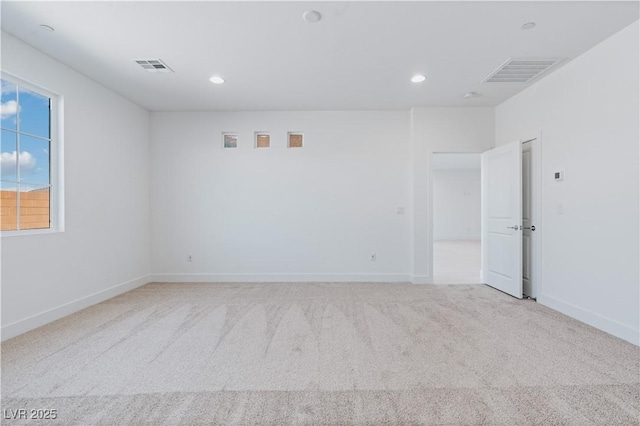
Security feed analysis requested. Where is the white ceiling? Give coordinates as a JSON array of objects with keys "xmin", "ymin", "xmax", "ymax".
[
  {"xmin": 433, "ymin": 153, "xmax": 481, "ymax": 170},
  {"xmin": 2, "ymin": 1, "xmax": 638, "ymax": 111}
]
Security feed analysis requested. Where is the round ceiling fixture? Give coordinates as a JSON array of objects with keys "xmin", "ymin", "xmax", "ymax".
[
  {"xmin": 303, "ymin": 10, "xmax": 322, "ymax": 23},
  {"xmin": 209, "ymin": 76, "xmax": 225, "ymax": 84},
  {"xmin": 39, "ymin": 24, "xmax": 55, "ymax": 32},
  {"xmin": 411, "ymin": 74, "xmax": 426, "ymax": 83},
  {"xmin": 463, "ymin": 91, "xmax": 479, "ymax": 99},
  {"xmin": 521, "ymin": 22, "xmax": 536, "ymax": 30}
]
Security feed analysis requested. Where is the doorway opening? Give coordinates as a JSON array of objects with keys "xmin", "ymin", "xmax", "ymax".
[{"xmin": 432, "ymin": 153, "xmax": 482, "ymax": 284}]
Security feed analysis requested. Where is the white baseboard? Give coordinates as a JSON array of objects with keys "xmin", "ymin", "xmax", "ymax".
[
  {"xmin": 1, "ymin": 274, "xmax": 152, "ymax": 341},
  {"xmin": 538, "ymin": 293, "xmax": 639, "ymax": 346},
  {"xmin": 410, "ymin": 275, "xmax": 432, "ymax": 284},
  {"xmin": 151, "ymin": 273, "xmax": 410, "ymax": 283}
]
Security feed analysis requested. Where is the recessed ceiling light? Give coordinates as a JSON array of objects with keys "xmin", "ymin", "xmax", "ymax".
[
  {"xmin": 411, "ymin": 74, "xmax": 426, "ymax": 83},
  {"xmin": 464, "ymin": 91, "xmax": 479, "ymax": 99},
  {"xmin": 303, "ymin": 10, "xmax": 322, "ymax": 23},
  {"xmin": 209, "ymin": 76, "xmax": 225, "ymax": 84},
  {"xmin": 39, "ymin": 24, "xmax": 55, "ymax": 32},
  {"xmin": 521, "ymin": 22, "xmax": 536, "ymax": 30}
]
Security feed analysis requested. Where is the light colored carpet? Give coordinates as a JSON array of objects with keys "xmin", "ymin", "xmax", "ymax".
[{"xmin": 2, "ymin": 282, "xmax": 638, "ymax": 425}]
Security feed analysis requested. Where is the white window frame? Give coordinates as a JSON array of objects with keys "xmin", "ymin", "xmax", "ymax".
[
  {"xmin": 254, "ymin": 131, "xmax": 270, "ymax": 149},
  {"xmin": 1, "ymin": 72, "xmax": 64, "ymax": 237},
  {"xmin": 287, "ymin": 132, "xmax": 304, "ymax": 148},
  {"xmin": 222, "ymin": 132, "xmax": 238, "ymax": 149}
]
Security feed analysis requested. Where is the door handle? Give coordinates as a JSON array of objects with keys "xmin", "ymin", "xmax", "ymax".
[
  {"xmin": 506, "ymin": 225, "xmax": 519, "ymax": 230},
  {"xmin": 521, "ymin": 225, "xmax": 536, "ymax": 231}
]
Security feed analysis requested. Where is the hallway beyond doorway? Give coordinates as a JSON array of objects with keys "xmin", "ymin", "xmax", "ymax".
[{"xmin": 433, "ymin": 240, "xmax": 481, "ymax": 284}]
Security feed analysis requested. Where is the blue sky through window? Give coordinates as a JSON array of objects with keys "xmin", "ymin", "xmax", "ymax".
[{"xmin": 1, "ymin": 79, "xmax": 50, "ymax": 191}]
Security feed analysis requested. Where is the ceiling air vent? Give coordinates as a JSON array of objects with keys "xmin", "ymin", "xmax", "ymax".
[
  {"xmin": 135, "ymin": 59, "xmax": 174, "ymax": 73},
  {"xmin": 483, "ymin": 58, "xmax": 564, "ymax": 83}
]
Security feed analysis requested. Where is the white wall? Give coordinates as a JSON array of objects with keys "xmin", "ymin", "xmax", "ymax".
[
  {"xmin": 410, "ymin": 107, "xmax": 494, "ymax": 283},
  {"xmin": 0, "ymin": 32, "xmax": 151, "ymax": 339},
  {"xmin": 433, "ymin": 169, "xmax": 481, "ymax": 240},
  {"xmin": 495, "ymin": 21, "xmax": 639, "ymax": 345},
  {"xmin": 150, "ymin": 111, "xmax": 411, "ymax": 281}
]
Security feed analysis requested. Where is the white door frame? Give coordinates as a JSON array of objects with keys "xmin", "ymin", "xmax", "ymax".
[{"xmin": 522, "ymin": 133, "xmax": 543, "ymax": 298}]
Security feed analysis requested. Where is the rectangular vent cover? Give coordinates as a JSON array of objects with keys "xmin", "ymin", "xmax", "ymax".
[
  {"xmin": 484, "ymin": 58, "xmax": 564, "ymax": 83},
  {"xmin": 135, "ymin": 59, "xmax": 174, "ymax": 73}
]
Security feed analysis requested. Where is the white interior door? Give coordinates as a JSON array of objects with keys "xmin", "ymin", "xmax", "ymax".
[{"xmin": 481, "ymin": 140, "xmax": 523, "ymax": 299}]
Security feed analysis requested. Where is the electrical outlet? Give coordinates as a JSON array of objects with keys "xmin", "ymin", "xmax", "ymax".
[
  {"xmin": 187, "ymin": 255, "xmax": 193, "ymax": 262},
  {"xmin": 371, "ymin": 253, "xmax": 377, "ymax": 262}
]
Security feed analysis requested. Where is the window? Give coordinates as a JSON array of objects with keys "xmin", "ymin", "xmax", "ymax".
[
  {"xmin": 255, "ymin": 132, "xmax": 270, "ymax": 148},
  {"xmin": 287, "ymin": 132, "xmax": 303, "ymax": 148},
  {"xmin": 222, "ymin": 132, "xmax": 238, "ymax": 148},
  {"xmin": 1, "ymin": 74, "xmax": 60, "ymax": 233}
]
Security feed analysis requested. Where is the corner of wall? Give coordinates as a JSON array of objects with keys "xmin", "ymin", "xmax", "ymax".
[{"xmin": 2, "ymin": 275, "xmax": 152, "ymax": 342}]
